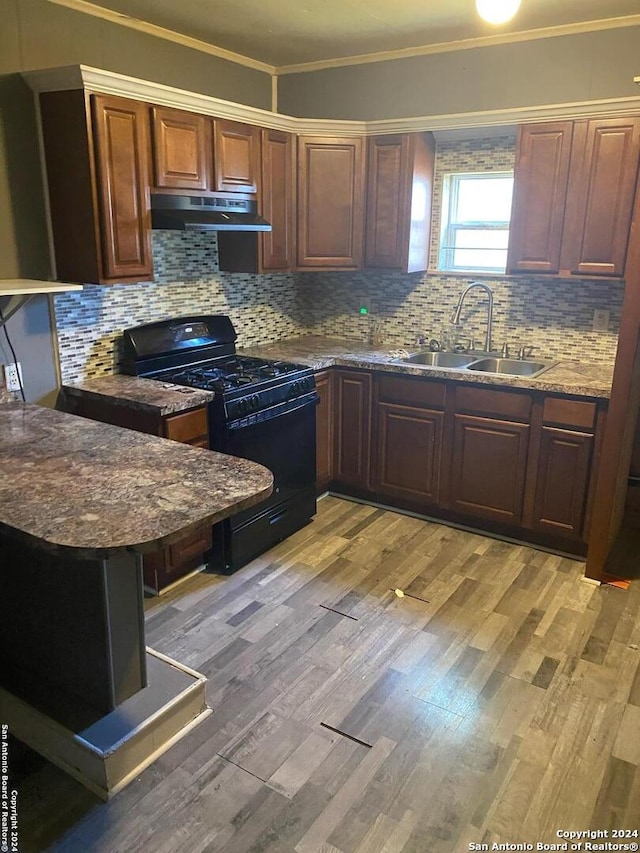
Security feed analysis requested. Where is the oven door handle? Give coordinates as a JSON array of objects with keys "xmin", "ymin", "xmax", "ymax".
[{"xmin": 227, "ymin": 391, "xmax": 319, "ymax": 430}]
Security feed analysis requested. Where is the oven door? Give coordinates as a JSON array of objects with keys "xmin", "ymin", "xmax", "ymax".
[
  {"xmin": 220, "ymin": 392, "xmax": 318, "ymax": 530},
  {"xmin": 210, "ymin": 391, "xmax": 318, "ymax": 572}
]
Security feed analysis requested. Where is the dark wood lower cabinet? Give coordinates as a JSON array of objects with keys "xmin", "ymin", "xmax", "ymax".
[
  {"xmin": 532, "ymin": 427, "xmax": 593, "ymax": 538},
  {"xmin": 333, "ymin": 369, "xmax": 372, "ymax": 492},
  {"xmin": 374, "ymin": 402, "xmax": 444, "ymax": 506},
  {"xmin": 315, "ymin": 370, "xmax": 334, "ymax": 492},
  {"xmin": 316, "ymin": 368, "xmax": 603, "ymax": 553},
  {"xmin": 450, "ymin": 414, "xmax": 530, "ymax": 525},
  {"xmin": 143, "ymin": 522, "xmax": 213, "ymax": 593}
]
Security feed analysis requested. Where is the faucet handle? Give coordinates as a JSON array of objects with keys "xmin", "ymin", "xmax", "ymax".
[
  {"xmin": 501, "ymin": 343, "xmax": 510, "ymax": 358},
  {"xmin": 517, "ymin": 345, "xmax": 534, "ymax": 360}
]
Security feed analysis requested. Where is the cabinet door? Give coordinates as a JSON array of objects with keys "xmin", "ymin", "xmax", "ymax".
[
  {"xmin": 213, "ymin": 119, "xmax": 260, "ymax": 193},
  {"xmin": 374, "ymin": 402, "xmax": 444, "ymax": 506},
  {"xmin": 150, "ymin": 106, "xmax": 209, "ymax": 190},
  {"xmin": 532, "ymin": 427, "xmax": 593, "ymax": 539},
  {"xmin": 365, "ymin": 135, "xmax": 411, "ymax": 270},
  {"xmin": 315, "ymin": 370, "xmax": 334, "ymax": 492},
  {"xmin": 506, "ymin": 122, "xmax": 573, "ymax": 274},
  {"xmin": 364, "ymin": 133, "xmax": 435, "ymax": 273},
  {"xmin": 91, "ymin": 95, "xmax": 153, "ymax": 281},
  {"xmin": 260, "ymin": 128, "xmax": 296, "ymax": 271},
  {"xmin": 450, "ymin": 414, "xmax": 530, "ymax": 525},
  {"xmin": 297, "ymin": 136, "xmax": 365, "ymax": 269},
  {"xmin": 334, "ymin": 370, "xmax": 372, "ymax": 490},
  {"xmin": 562, "ymin": 117, "xmax": 640, "ymax": 277}
]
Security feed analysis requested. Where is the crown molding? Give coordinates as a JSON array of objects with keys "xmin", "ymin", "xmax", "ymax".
[
  {"xmin": 276, "ymin": 15, "xmax": 640, "ymax": 75},
  {"xmin": 43, "ymin": 0, "xmax": 640, "ymax": 79},
  {"xmin": 23, "ymin": 65, "xmax": 640, "ymax": 139},
  {"xmin": 45, "ymin": 0, "xmax": 275, "ymax": 75}
]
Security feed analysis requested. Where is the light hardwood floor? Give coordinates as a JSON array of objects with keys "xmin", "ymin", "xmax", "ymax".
[{"xmin": 11, "ymin": 496, "xmax": 640, "ymax": 852}]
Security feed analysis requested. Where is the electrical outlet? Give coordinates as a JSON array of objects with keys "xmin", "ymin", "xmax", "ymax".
[
  {"xmin": 592, "ymin": 309, "xmax": 610, "ymax": 332},
  {"xmin": 4, "ymin": 362, "xmax": 23, "ymax": 392}
]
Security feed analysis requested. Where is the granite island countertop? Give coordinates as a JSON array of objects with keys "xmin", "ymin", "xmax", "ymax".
[
  {"xmin": 0, "ymin": 403, "xmax": 273, "ymax": 558},
  {"xmin": 239, "ymin": 335, "xmax": 615, "ymax": 400},
  {"xmin": 61, "ymin": 374, "xmax": 216, "ymax": 416}
]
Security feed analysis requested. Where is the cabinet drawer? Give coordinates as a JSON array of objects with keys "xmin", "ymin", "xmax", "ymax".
[
  {"xmin": 455, "ymin": 385, "xmax": 531, "ymax": 421},
  {"xmin": 542, "ymin": 397, "xmax": 596, "ymax": 431},
  {"xmin": 377, "ymin": 374, "xmax": 446, "ymax": 409},
  {"xmin": 164, "ymin": 407, "xmax": 208, "ymax": 443}
]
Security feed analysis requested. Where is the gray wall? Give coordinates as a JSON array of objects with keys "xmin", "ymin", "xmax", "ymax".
[
  {"xmin": 278, "ymin": 27, "xmax": 640, "ymax": 120},
  {"xmin": 0, "ymin": 0, "xmax": 272, "ymax": 403}
]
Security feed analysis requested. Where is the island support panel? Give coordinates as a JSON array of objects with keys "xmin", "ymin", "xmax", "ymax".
[
  {"xmin": 0, "ymin": 534, "xmax": 210, "ymax": 798},
  {"xmin": 0, "ymin": 534, "xmax": 146, "ymax": 721}
]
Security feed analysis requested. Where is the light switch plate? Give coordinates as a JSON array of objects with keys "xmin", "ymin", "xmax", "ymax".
[{"xmin": 592, "ymin": 309, "xmax": 610, "ymax": 332}]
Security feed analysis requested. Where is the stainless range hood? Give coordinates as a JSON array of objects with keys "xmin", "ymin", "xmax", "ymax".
[{"xmin": 151, "ymin": 194, "xmax": 272, "ymax": 232}]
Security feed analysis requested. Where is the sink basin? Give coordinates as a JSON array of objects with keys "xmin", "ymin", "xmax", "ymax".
[
  {"xmin": 401, "ymin": 351, "xmax": 477, "ymax": 368},
  {"xmin": 465, "ymin": 357, "xmax": 554, "ymax": 377}
]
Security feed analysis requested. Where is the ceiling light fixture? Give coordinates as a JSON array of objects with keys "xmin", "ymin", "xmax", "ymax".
[{"xmin": 476, "ymin": 0, "xmax": 521, "ymax": 25}]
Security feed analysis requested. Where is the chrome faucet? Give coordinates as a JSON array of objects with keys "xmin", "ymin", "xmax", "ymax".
[{"xmin": 450, "ymin": 281, "xmax": 494, "ymax": 354}]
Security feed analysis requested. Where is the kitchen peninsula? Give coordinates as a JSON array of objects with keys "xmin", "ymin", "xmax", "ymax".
[{"xmin": 0, "ymin": 402, "xmax": 273, "ymax": 798}]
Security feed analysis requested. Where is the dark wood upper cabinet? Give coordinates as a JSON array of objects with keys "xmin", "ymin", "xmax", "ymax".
[
  {"xmin": 364, "ymin": 132, "xmax": 435, "ymax": 273},
  {"xmin": 506, "ymin": 122, "xmax": 573, "ymax": 275},
  {"xmin": 150, "ymin": 106, "xmax": 209, "ymax": 191},
  {"xmin": 217, "ymin": 127, "xmax": 296, "ymax": 273},
  {"xmin": 561, "ymin": 118, "xmax": 640, "ymax": 277},
  {"xmin": 212, "ymin": 119, "xmax": 260, "ymax": 193},
  {"xmin": 259, "ymin": 128, "xmax": 296, "ymax": 271},
  {"xmin": 39, "ymin": 90, "xmax": 153, "ymax": 284},
  {"xmin": 297, "ymin": 136, "xmax": 365, "ymax": 269},
  {"xmin": 92, "ymin": 96, "xmax": 154, "ymax": 282},
  {"xmin": 508, "ymin": 117, "xmax": 640, "ymax": 278}
]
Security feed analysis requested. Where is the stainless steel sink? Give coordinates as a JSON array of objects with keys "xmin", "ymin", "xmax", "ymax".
[
  {"xmin": 401, "ymin": 351, "xmax": 478, "ymax": 368},
  {"xmin": 465, "ymin": 357, "xmax": 554, "ymax": 377}
]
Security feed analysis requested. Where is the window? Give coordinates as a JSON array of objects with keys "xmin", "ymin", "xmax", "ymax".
[{"xmin": 439, "ymin": 171, "xmax": 514, "ymax": 272}]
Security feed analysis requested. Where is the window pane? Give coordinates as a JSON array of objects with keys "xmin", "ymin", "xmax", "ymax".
[
  {"xmin": 456, "ymin": 177, "xmax": 513, "ymax": 223},
  {"xmin": 439, "ymin": 171, "xmax": 514, "ymax": 272},
  {"xmin": 454, "ymin": 229, "xmax": 509, "ymax": 250},
  {"xmin": 453, "ymin": 248, "xmax": 508, "ymax": 269}
]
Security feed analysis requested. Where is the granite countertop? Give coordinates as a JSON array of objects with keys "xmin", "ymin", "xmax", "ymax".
[
  {"xmin": 62, "ymin": 374, "xmax": 216, "ymax": 416},
  {"xmin": 0, "ymin": 403, "xmax": 273, "ymax": 558},
  {"xmin": 240, "ymin": 335, "xmax": 615, "ymax": 400}
]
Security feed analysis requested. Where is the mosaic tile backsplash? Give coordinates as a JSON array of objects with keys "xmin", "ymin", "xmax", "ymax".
[
  {"xmin": 54, "ymin": 232, "xmax": 308, "ymax": 383},
  {"xmin": 54, "ymin": 136, "xmax": 622, "ymax": 382}
]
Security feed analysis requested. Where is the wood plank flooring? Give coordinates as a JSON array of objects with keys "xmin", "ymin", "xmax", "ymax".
[{"xmin": 9, "ymin": 496, "xmax": 640, "ymax": 852}]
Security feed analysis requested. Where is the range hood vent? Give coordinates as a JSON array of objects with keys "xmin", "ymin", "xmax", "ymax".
[{"xmin": 151, "ymin": 194, "xmax": 271, "ymax": 232}]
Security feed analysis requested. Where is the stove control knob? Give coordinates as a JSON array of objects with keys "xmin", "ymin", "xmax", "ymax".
[
  {"xmin": 251, "ymin": 394, "xmax": 260, "ymax": 411},
  {"xmin": 301, "ymin": 377, "xmax": 311, "ymax": 392},
  {"xmin": 290, "ymin": 380, "xmax": 300, "ymax": 397},
  {"xmin": 237, "ymin": 399, "xmax": 248, "ymax": 415}
]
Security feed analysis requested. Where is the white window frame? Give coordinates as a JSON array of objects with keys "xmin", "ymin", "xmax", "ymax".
[{"xmin": 439, "ymin": 171, "xmax": 513, "ymax": 273}]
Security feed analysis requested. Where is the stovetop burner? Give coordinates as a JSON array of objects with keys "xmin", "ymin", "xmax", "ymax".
[{"xmin": 157, "ymin": 356, "xmax": 307, "ymax": 393}]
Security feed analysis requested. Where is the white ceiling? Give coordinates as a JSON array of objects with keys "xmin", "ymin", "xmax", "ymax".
[{"xmin": 71, "ymin": 0, "xmax": 640, "ymax": 68}]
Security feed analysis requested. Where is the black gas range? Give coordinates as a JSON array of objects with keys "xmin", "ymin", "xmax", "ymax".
[{"xmin": 121, "ymin": 315, "xmax": 318, "ymax": 572}]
